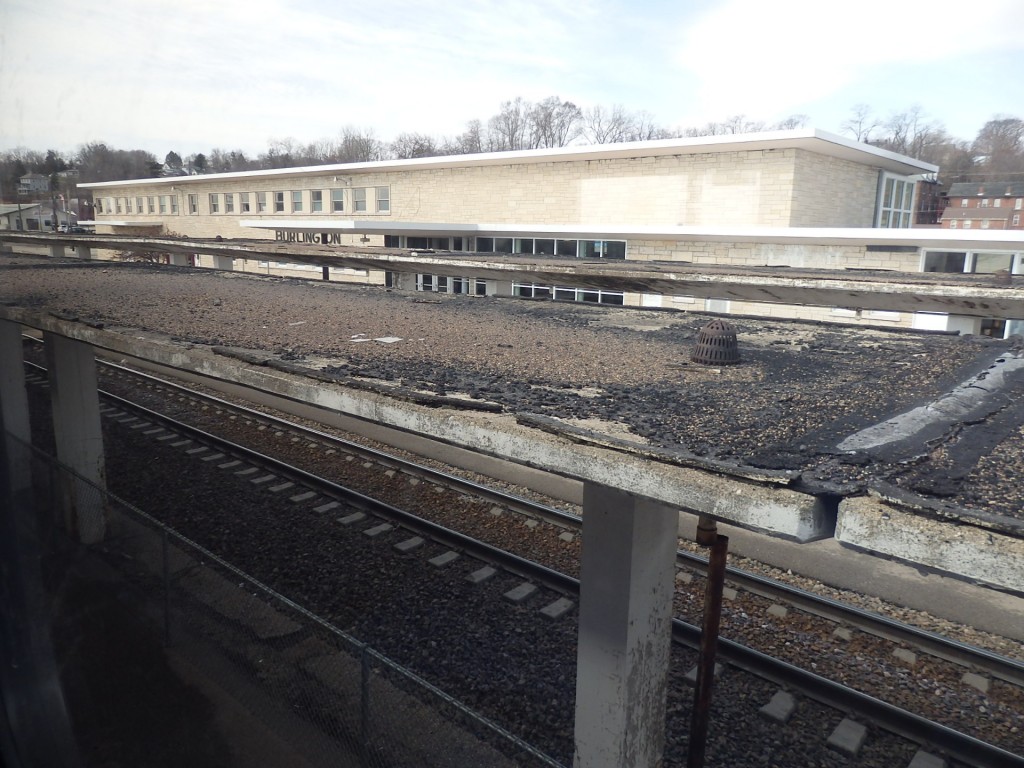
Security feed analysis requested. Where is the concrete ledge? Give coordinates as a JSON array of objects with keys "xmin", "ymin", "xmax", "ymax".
[
  {"xmin": 836, "ymin": 496, "xmax": 1024, "ymax": 593},
  {"xmin": 2, "ymin": 308, "xmax": 833, "ymax": 541}
]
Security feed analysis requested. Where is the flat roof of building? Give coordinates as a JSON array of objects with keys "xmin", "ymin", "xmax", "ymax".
[
  {"xmin": 78, "ymin": 129, "xmax": 938, "ymax": 190},
  {"xmin": 1, "ymin": 253, "xmax": 1020, "ymax": 536}
]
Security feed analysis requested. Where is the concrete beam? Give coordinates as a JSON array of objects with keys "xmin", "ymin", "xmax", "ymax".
[
  {"xmin": 6, "ymin": 232, "xmax": 1024, "ymax": 318},
  {"xmin": 0, "ymin": 308, "xmax": 831, "ymax": 540},
  {"xmin": 574, "ymin": 483, "xmax": 678, "ymax": 768},
  {"xmin": 836, "ymin": 496, "xmax": 1024, "ymax": 593},
  {"xmin": 43, "ymin": 332, "xmax": 108, "ymax": 543}
]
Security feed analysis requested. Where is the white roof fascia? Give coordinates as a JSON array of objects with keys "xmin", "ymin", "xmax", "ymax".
[
  {"xmin": 80, "ymin": 129, "xmax": 936, "ymax": 190},
  {"xmin": 241, "ymin": 220, "xmax": 1024, "ymax": 251},
  {"xmin": 95, "ymin": 220, "xmax": 165, "ymax": 227}
]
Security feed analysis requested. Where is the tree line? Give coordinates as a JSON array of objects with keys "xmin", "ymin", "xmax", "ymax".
[{"xmin": 2, "ymin": 98, "xmax": 1022, "ymax": 201}]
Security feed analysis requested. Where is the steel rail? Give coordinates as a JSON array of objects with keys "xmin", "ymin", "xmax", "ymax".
[
  {"xmin": 675, "ymin": 621, "xmax": 1024, "ymax": 768},
  {"xmin": 680, "ymin": 549, "xmax": 1024, "ymax": 689},
  {"xmin": 92, "ymin": 383, "xmax": 580, "ymax": 600}
]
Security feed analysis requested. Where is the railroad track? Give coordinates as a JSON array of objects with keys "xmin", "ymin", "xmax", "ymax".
[{"xmin": 22, "ymin": 348, "xmax": 1024, "ymax": 766}]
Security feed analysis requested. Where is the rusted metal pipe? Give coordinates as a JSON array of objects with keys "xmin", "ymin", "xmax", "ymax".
[{"xmin": 688, "ymin": 514, "xmax": 729, "ymax": 768}]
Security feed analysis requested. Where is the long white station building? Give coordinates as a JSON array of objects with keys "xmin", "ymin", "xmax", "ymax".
[{"xmin": 80, "ymin": 129, "xmax": 1024, "ymax": 336}]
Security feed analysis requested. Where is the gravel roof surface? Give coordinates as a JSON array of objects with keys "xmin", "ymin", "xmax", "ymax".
[{"xmin": 3, "ymin": 254, "xmax": 1023, "ymax": 528}]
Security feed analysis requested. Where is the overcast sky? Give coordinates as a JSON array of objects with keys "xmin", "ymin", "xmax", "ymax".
[{"xmin": 2, "ymin": 0, "xmax": 1022, "ymax": 159}]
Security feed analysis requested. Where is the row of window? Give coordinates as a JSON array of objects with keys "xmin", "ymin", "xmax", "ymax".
[
  {"xmin": 921, "ymin": 250, "xmax": 1020, "ymax": 274},
  {"xmin": 382, "ymin": 234, "xmax": 627, "ymax": 259},
  {"xmin": 960, "ymin": 197, "xmax": 1024, "ymax": 209},
  {"xmin": 96, "ymin": 187, "xmax": 390, "ymax": 217},
  {"xmin": 949, "ymin": 215, "xmax": 1021, "ymax": 229},
  {"xmin": 410, "ymin": 273, "xmax": 626, "ymax": 305}
]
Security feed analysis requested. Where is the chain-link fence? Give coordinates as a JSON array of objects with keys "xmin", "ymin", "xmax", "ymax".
[{"xmin": 0, "ymin": 431, "xmax": 567, "ymax": 768}]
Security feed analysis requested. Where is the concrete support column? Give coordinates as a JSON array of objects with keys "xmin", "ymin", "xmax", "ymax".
[
  {"xmin": 43, "ymin": 332, "xmax": 108, "ymax": 543},
  {"xmin": 211, "ymin": 255, "xmax": 234, "ymax": 271},
  {"xmin": 491, "ymin": 280, "xmax": 514, "ymax": 297},
  {"xmin": 168, "ymin": 253, "xmax": 190, "ymax": 267},
  {"xmin": 48, "ymin": 244, "xmax": 66, "ymax": 259},
  {"xmin": 74, "ymin": 245, "xmax": 92, "ymax": 260},
  {"xmin": 574, "ymin": 483, "xmax": 679, "ymax": 768},
  {"xmin": 0, "ymin": 320, "xmax": 31, "ymax": 495},
  {"xmin": 394, "ymin": 272, "xmax": 418, "ymax": 291}
]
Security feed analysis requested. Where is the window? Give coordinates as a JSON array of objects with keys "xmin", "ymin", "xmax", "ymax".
[
  {"xmin": 876, "ymin": 173, "xmax": 915, "ymax": 228},
  {"xmin": 257, "ymin": 192, "xmax": 267, "ymax": 212},
  {"xmin": 581, "ymin": 240, "xmax": 626, "ymax": 259},
  {"xmin": 96, "ymin": 199, "xmax": 103, "ymax": 214},
  {"xmin": 1013, "ymin": 214, "xmax": 1020, "ymax": 227},
  {"xmin": 376, "ymin": 186, "xmax": 390, "ymax": 212},
  {"xmin": 353, "ymin": 188, "xmax": 367, "ymax": 212},
  {"xmin": 291, "ymin": 190, "xmax": 303, "ymax": 212},
  {"xmin": 147, "ymin": 196, "xmax": 155, "ymax": 213},
  {"xmin": 135, "ymin": 196, "xmax": 143, "ymax": 212},
  {"xmin": 974, "ymin": 253, "xmax": 1014, "ymax": 274},
  {"xmin": 209, "ymin": 193, "xmax": 220, "ymax": 213},
  {"xmin": 224, "ymin": 193, "xmax": 234, "ymax": 213},
  {"xmin": 994, "ymin": 199, "xmax": 1002, "ymax": 208},
  {"xmin": 982, "ymin": 219, "xmax": 990, "ymax": 229},
  {"xmin": 963, "ymin": 220, "xmax": 972, "ymax": 229},
  {"xmin": 188, "ymin": 194, "xmax": 198, "ymax": 214},
  {"xmin": 981, "ymin": 198, "xmax": 990, "ymax": 207},
  {"xmin": 311, "ymin": 190, "xmax": 323, "ymax": 212},
  {"xmin": 240, "ymin": 192, "xmax": 251, "ymax": 213},
  {"xmin": 170, "ymin": 196, "xmax": 179, "ymax": 214},
  {"xmin": 950, "ymin": 220, "xmax": 958, "ymax": 229},
  {"xmin": 159, "ymin": 196, "xmax": 167, "ymax": 214},
  {"xmin": 960, "ymin": 198, "xmax": 968, "ymax": 207},
  {"xmin": 331, "ymin": 189, "xmax": 344, "ymax": 212},
  {"xmin": 274, "ymin": 192, "xmax": 284, "ymax": 212},
  {"xmin": 922, "ymin": 252, "xmax": 967, "ymax": 273},
  {"xmin": 125, "ymin": 198, "xmax": 133, "ymax": 214},
  {"xmin": 1016, "ymin": 198, "xmax": 1023, "ymax": 210},
  {"xmin": 116, "ymin": 198, "xmax": 123, "ymax": 214}
]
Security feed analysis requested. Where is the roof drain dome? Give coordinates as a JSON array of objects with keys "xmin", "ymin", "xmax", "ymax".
[{"xmin": 691, "ymin": 319, "xmax": 741, "ymax": 365}]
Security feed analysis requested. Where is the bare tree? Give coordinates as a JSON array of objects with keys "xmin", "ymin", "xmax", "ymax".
[
  {"xmin": 972, "ymin": 116, "xmax": 1024, "ymax": 176},
  {"xmin": 441, "ymin": 119, "xmax": 487, "ymax": 155},
  {"xmin": 390, "ymin": 132, "xmax": 441, "ymax": 159},
  {"xmin": 625, "ymin": 111, "xmax": 676, "ymax": 141},
  {"xmin": 841, "ymin": 104, "xmax": 880, "ymax": 142},
  {"xmin": 771, "ymin": 114, "xmax": 810, "ymax": 130},
  {"xmin": 488, "ymin": 97, "xmax": 531, "ymax": 151},
  {"xmin": 683, "ymin": 115, "xmax": 766, "ymax": 137},
  {"xmin": 582, "ymin": 105, "xmax": 631, "ymax": 144},
  {"xmin": 334, "ymin": 127, "xmax": 384, "ymax": 163},
  {"xmin": 528, "ymin": 97, "xmax": 582, "ymax": 148}
]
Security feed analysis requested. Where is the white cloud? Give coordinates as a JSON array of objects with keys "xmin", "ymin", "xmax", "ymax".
[{"xmin": 672, "ymin": 0, "xmax": 1024, "ymax": 126}]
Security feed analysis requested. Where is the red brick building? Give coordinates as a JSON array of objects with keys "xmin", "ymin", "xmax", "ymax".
[{"xmin": 940, "ymin": 182, "xmax": 1024, "ymax": 230}]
